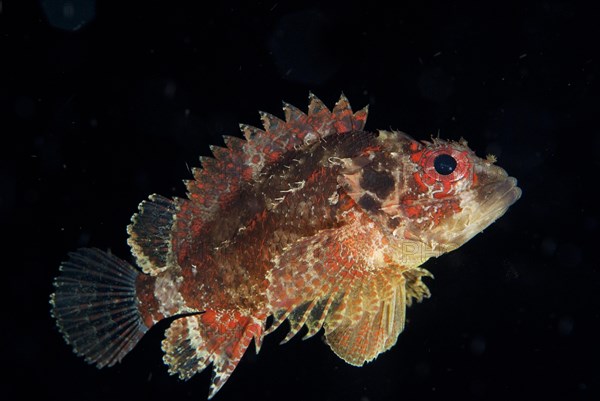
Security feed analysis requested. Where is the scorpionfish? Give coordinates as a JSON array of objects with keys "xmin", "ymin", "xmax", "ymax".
[{"xmin": 51, "ymin": 93, "xmax": 521, "ymax": 398}]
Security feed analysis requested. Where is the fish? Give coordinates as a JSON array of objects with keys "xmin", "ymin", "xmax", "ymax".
[{"xmin": 50, "ymin": 93, "xmax": 521, "ymax": 398}]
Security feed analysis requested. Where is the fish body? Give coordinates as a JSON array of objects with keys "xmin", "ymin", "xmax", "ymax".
[{"xmin": 51, "ymin": 94, "xmax": 521, "ymax": 398}]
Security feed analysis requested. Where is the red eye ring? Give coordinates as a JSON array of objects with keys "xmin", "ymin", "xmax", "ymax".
[{"xmin": 420, "ymin": 147, "xmax": 470, "ymax": 182}]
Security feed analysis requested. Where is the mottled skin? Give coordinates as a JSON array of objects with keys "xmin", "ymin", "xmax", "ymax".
[
  {"xmin": 53, "ymin": 94, "xmax": 520, "ymax": 399},
  {"xmin": 131, "ymin": 97, "xmax": 519, "ymax": 394}
]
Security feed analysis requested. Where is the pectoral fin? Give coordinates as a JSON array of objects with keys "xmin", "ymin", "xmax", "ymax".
[{"xmin": 323, "ymin": 270, "xmax": 407, "ymax": 365}]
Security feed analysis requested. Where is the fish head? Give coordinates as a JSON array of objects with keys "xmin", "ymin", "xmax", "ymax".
[
  {"xmin": 339, "ymin": 130, "xmax": 521, "ymax": 264},
  {"xmin": 396, "ymin": 133, "xmax": 522, "ymax": 256}
]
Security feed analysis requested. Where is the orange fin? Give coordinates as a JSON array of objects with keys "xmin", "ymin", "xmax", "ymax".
[
  {"xmin": 323, "ymin": 271, "xmax": 407, "ymax": 365},
  {"xmin": 265, "ymin": 217, "xmax": 410, "ymax": 364},
  {"xmin": 325, "ymin": 267, "xmax": 433, "ymax": 364},
  {"xmin": 162, "ymin": 311, "xmax": 264, "ymax": 399}
]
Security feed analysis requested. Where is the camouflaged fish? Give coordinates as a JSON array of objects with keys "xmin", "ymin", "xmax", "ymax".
[{"xmin": 50, "ymin": 93, "xmax": 521, "ymax": 398}]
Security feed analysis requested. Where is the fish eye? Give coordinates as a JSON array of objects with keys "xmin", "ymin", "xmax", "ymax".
[
  {"xmin": 433, "ymin": 154, "xmax": 457, "ymax": 175},
  {"xmin": 419, "ymin": 147, "xmax": 470, "ymax": 183}
]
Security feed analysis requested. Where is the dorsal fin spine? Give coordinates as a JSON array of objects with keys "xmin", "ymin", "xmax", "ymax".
[{"xmin": 186, "ymin": 93, "xmax": 369, "ymax": 219}]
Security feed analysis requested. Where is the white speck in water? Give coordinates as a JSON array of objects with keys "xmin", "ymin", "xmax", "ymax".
[{"xmin": 558, "ymin": 316, "xmax": 574, "ymax": 336}]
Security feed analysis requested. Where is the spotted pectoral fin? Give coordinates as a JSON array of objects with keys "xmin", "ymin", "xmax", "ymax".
[
  {"xmin": 162, "ymin": 310, "xmax": 264, "ymax": 399},
  {"xmin": 265, "ymin": 224, "xmax": 364, "ymax": 341},
  {"xmin": 266, "ymin": 220, "xmax": 409, "ymax": 365},
  {"xmin": 324, "ymin": 268, "xmax": 433, "ymax": 365},
  {"xmin": 268, "ymin": 254, "xmax": 407, "ymax": 364},
  {"xmin": 324, "ymin": 267, "xmax": 435, "ymax": 365},
  {"xmin": 324, "ymin": 272, "xmax": 407, "ymax": 365}
]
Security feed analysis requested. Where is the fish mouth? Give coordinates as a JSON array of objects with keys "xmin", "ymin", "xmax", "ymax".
[
  {"xmin": 479, "ymin": 176, "xmax": 522, "ymax": 219},
  {"xmin": 462, "ymin": 175, "xmax": 521, "ymax": 240},
  {"xmin": 434, "ymin": 175, "xmax": 521, "ymax": 251}
]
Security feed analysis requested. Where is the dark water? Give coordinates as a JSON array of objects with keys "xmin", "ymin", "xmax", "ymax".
[{"xmin": 3, "ymin": 1, "xmax": 599, "ymax": 400}]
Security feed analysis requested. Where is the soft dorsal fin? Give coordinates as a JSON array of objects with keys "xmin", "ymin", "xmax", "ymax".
[{"xmin": 127, "ymin": 194, "xmax": 178, "ymax": 275}]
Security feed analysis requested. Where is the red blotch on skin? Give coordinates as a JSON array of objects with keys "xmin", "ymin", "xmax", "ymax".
[
  {"xmin": 405, "ymin": 205, "xmax": 422, "ymax": 218},
  {"xmin": 410, "ymin": 150, "xmax": 424, "ymax": 163},
  {"xmin": 413, "ymin": 172, "xmax": 429, "ymax": 192},
  {"xmin": 360, "ymin": 145, "xmax": 382, "ymax": 156},
  {"xmin": 201, "ymin": 310, "xmax": 217, "ymax": 324}
]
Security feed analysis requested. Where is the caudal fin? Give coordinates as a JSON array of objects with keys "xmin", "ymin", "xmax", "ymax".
[{"xmin": 50, "ymin": 248, "xmax": 148, "ymax": 368}]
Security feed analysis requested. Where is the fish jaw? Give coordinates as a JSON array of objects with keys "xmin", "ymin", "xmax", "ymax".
[{"xmin": 429, "ymin": 174, "xmax": 521, "ymax": 253}]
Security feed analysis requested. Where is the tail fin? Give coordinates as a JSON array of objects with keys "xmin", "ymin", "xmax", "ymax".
[{"xmin": 50, "ymin": 248, "xmax": 148, "ymax": 368}]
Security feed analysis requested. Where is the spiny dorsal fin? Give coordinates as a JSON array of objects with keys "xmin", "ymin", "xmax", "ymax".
[
  {"xmin": 332, "ymin": 93, "xmax": 357, "ymax": 132},
  {"xmin": 185, "ymin": 93, "xmax": 369, "ymax": 224},
  {"xmin": 128, "ymin": 94, "xmax": 368, "ymax": 275}
]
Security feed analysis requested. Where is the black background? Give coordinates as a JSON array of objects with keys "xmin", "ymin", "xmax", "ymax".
[{"xmin": 2, "ymin": 1, "xmax": 599, "ymax": 400}]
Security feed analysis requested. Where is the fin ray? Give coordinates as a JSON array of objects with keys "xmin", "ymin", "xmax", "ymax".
[
  {"xmin": 162, "ymin": 311, "xmax": 264, "ymax": 399},
  {"xmin": 324, "ymin": 275, "xmax": 407, "ymax": 365},
  {"xmin": 50, "ymin": 248, "xmax": 148, "ymax": 368},
  {"xmin": 185, "ymin": 94, "xmax": 369, "ymax": 233},
  {"xmin": 266, "ymin": 218, "xmax": 414, "ymax": 364},
  {"xmin": 127, "ymin": 194, "xmax": 177, "ymax": 275},
  {"xmin": 404, "ymin": 267, "xmax": 433, "ymax": 306}
]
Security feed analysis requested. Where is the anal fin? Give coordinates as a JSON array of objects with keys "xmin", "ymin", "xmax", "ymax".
[{"xmin": 162, "ymin": 310, "xmax": 264, "ymax": 399}]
